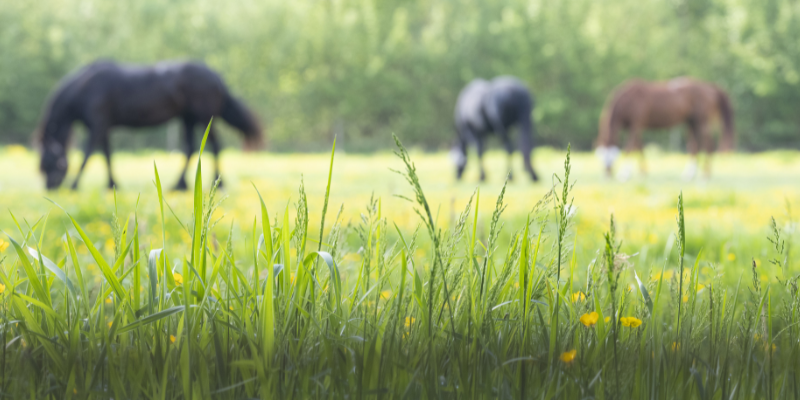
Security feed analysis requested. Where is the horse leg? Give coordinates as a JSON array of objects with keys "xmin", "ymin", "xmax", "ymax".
[
  {"xmin": 700, "ymin": 120, "xmax": 714, "ymax": 178},
  {"xmin": 207, "ymin": 126, "xmax": 224, "ymax": 188},
  {"xmin": 476, "ymin": 136, "xmax": 486, "ymax": 182},
  {"xmin": 501, "ymin": 131, "xmax": 515, "ymax": 181},
  {"xmin": 518, "ymin": 118, "xmax": 538, "ymax": 181},
  {"xmin": 100, "ymin": 128, "xmax": 116, "ymax": 189},
  {"xmin": 174, "ymin": 117, "xmax": 195, "ymax": 191},
  {"xmin": 633, "ymin": 128, "xmax": 647, "ymax": 176},
  {"xmin": 71, "ymin": 135, "xmax": 97, "ymax": 191},
  {"xmin": 454, "ymin": 135, "xmax": 468, "ymax": 180},
  {"xmin": 618, "ymin": 125, "xmax": 642, "ymax": 181},
  {"xmin": 683, "ymin": 120, "xmax": 701, "ymax": 180}
]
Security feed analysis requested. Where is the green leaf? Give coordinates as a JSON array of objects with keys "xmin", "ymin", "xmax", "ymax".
[
  {"xmin": 27, "ymin": 247, "xmax": 78, "ymax": 297},
  {"xmin": 116, "ymin": 306, "xmax": 185, "ymax": 334},
  {"xmin": 4, "ymin": 233, "xmax": 50, "ymax": 306},
  {"xmin": 633, "ymin": 269, "xmax": 653, "ymax": 314}
]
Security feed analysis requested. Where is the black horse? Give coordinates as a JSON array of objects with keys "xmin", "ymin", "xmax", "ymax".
[
  {"xmin": 37, "ymin": 60, "xmax": 263, "ymax": 190},
  {"xmin": 453, "ymin": 76, "xmax": 538, "ymax": 182}
]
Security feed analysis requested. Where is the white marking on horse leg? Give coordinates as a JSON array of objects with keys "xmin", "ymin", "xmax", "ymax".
[
  {"xmin": 619, "ymin": 161, "xmax": 633, "ymax": 182},
  {"xmin": 450, "ymin": 147, "xmax": 466, "ymax": 168},
  {"xmin": 595, "ymin": 146, "xmax": 620, "ymax": 169},
  {"xmin": 682, "ymin": 159, "xmax": 699, "ymax": 181}
]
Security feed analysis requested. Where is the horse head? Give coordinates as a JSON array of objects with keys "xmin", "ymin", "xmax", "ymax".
[
  {"xmin": 221, "ymin": 96, "xmax": 265, "ymax": 151},
  {"xmin": 38, "ymin": 120, "xmax": 72, "ymax": 189}
]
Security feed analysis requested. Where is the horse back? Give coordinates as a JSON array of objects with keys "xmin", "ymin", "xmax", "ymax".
[{"xmin": 68, "ymin": 61, "xmax": 230, "ymax": 127}]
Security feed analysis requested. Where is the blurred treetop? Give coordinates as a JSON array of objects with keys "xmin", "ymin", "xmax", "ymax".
[{"xmin": 1, "ymin": 0, "xmax": 798, "ymax": 151}]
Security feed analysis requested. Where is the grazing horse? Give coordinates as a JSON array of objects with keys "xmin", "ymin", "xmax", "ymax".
[
  {"xmin": 453, "ymin": 76, "xmax": 538, "ymax": 182},
  {"xmin": 37, "ymin": 60, "xmax": 263, "ymax": 190},
  {"xmin": 595, "ymin": 77, "xmax": 734, "ymax": 179}
]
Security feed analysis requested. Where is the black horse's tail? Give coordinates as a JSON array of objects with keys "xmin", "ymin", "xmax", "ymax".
[
  {"xmin": 220, "ymin": 95, "xmax": 264, "ymax": 150},
  {"xmin": 714, "ymin": 87, "xmax": 735, "ymax": 151}
]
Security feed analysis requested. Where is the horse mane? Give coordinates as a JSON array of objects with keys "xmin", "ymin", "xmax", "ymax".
[{"xmin": 33, "ymin": 61, "xmax": 113, "ymax": 148}]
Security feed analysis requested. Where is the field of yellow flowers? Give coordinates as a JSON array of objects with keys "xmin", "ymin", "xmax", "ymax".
[{"xmin": 0, "ymin": 133, "xmax": 798, "ymax": 398}]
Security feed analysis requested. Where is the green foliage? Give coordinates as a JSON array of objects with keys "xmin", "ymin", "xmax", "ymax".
[{"xmin": 2, "ymin": 0, "xmax": 800, "ymax": 150}]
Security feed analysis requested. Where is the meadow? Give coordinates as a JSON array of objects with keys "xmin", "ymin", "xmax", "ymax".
[{"xmin": 1, "ymin": 137, "xmax": 800, "ymax": 398}]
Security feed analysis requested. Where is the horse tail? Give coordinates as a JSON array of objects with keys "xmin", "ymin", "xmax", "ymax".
[
  {"xmin": 714, "ymin": 87, "xmax": 735, "ymax": 151},
  {"xmin": 220, "ymin": 95, "xmax": 264, "ymax": 150}
]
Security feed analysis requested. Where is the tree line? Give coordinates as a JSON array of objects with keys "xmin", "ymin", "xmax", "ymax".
[{"xmin": 1, "ymin": 0, "xmax": 798, "ymax": 151}]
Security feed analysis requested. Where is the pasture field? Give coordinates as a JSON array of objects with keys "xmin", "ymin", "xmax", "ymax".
[{"xmin": 0, "ymin": 140, "xmax": 800, "ymax": 398}]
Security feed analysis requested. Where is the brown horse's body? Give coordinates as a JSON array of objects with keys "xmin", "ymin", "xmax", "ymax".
[{"xmin": 596, "ymin": 77, "xmax": 734, "ymax": 177}]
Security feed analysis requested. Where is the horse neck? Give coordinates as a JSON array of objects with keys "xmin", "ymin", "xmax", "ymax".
[{"xmin": 42, "ymin": 106, "xmax": 76, "ymax": 146}]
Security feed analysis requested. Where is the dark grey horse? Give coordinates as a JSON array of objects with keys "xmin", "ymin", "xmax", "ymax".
[
  {"xmin": 453, "ymin": 76, "xmax": 538, "ymax": 181},
  {"xmin": 37, "ymin": 60, "xmax": 263, "ymax": 190}
]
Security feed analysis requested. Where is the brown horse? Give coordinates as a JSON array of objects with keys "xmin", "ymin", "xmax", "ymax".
[{"xmin": 595, "ymin": 77, "xmax": 734, "ymax": 179}]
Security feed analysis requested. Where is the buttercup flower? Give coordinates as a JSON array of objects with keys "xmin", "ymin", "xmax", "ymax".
[
  {"xmin": 0, "ymin": 283, "xmax": 5, "ymax": 295},
  {"xmin": 571, "ymin": 291, "xmax": 586, "ymax": 302},
  {"xmin": 405, "ymin": 317, "xmax": 415, "ymax": 327},
  {"xmin": 0, "ymin": 239, "xmax": 9, "ymax": 252},
  {"xmin": 580, "ymin": 312, "xmax": 599, "ymax": 327},
  {"xmin": 170, "ymin": 335, "xmax": 176, "ymax": 344},
  {"xmin": 173, "ymin": 272, "xmax": 184, "ymax": 286},
  {"xmin": 620, "ymin": 316, "xmax": 642, "ymax": 328},
  {"xmin": 560, "ymin": 349, "xmax": 577, "ymax": 364}
]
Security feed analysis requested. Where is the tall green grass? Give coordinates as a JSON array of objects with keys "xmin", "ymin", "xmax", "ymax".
[{"xmin": 0, "ymin": 124, "xmax": 797, "ymax": 398}]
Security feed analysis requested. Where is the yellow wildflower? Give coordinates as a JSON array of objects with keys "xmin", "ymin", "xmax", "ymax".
[
  {"xmin": 107, "ymin": 321, "xmax": 113, "ymax": 328},
  {"xmin": 620, "ymin": 317, "xmax": 642, "ymax": 328},
  {"xmin": 682, "ymin": 295, "xmax": 689, "ymax": 303},
  {"xmin": 604, "ymin": 316, "xmax": 610, "ymax": 323},
  {"xmin": 381, "ymin": 290, "xmax": 392, "ymax": 300},
  {"xmin": 0, "ymin": 239, "xmax": 9, "ymax": 252},
  {"xmin": 0, "ymin": 283, "xmax": 5, "ymax": 295},
  {"xmin": 560, "ymin": 349, "xmax": 577, "ymax": 364},
  {"xmin": 170, "ymin": 335, "xmax": 176, "ymax": 344},
  {"xmin": 579, "ymin": 312, "xmax": 599, "ymax": 328},
  {"xmin": 405, "ymin": 317, "xmax": 415, "ymax": 327},
  {"xmin": 671, "ymin": 342, "xmax": 680, "ymax": 351},
  {"xmin": 697, "ymin": 284, "xmax": 706, "ymax": 292},
  {"xmin": 105, "ymin": 298, "xmax": 113, "ymax": 304},
  {"xmin": 173, "ymin": 272, "xmax": 183, "ymax": 286},
  {"xmin": 727, "ymin": 253, "xmax": 736, "ymax": 261},
  {"xmin": 571, "ymin": 291, "xmax": 586, "ymax": 302}
]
